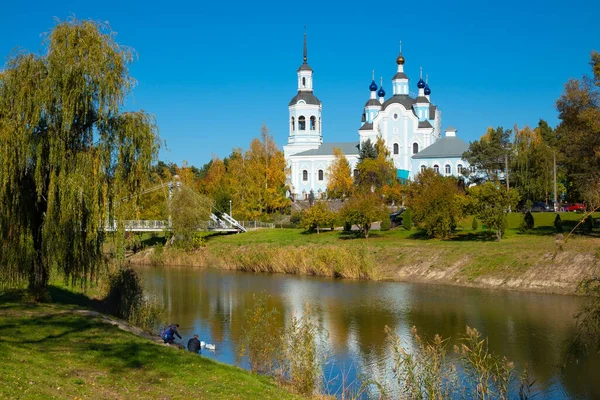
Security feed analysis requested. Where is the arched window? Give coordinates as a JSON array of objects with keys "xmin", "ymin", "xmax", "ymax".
[
  {"xmin": 318, "ymin": 169, "xmax": 324, "ymax": 181},
  {"xmin": 302, "ymin": 77, "xmax": 306, "ymax": 87},
  {"xmin": 393, "ymin": 143, "xmax": 399, "ymax": 155},
  {"xmin": 310, "ymin": 116, "xmax": 316, "ymax": 131},
  {"xmin": 302, "ymin": 170, "xmax": 308, "ymax": 181},
  {"xmin": 413, "ymin": 143, "xmax": 419, "ymax": 154},
  {"xmin": 420, "ymin": 165, "xmax": 426, "ymax": 173},
  {"xmin": 457, "ymin": 164, "xmax": 463, "ymax": 175},
  {"xmin": 291, "ymin": 117, "xmax": 295, "ymax": 131},
  {"xmin": 353, "ymin": 169, "xmax": 359, "ymax": 179},
  {"xmin": 433, "ymin": 165, "xmax": 439, "ymax": 174},
  {"xmin": 445, "ymin": 164, "xmax": 451, "ymax": 175},
  {"xmin": 470, "ymin": 165, "xmax": 476, "ymax": 173},
  {"xmin": 298, "ymin": 116, "xmax": 306, "ymax": 130}
]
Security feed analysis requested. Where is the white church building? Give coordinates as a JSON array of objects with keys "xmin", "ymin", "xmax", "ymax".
[{"xmin": 283, "ymin": 34, "xmax": 470, "ymax": 200}]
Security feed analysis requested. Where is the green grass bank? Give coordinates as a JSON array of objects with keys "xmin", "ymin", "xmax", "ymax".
[
  {"xmin": 0, "ymin": 287, "xmax": 300, "ymax": 400},
  {"xmin": 130, "ymin": 212, "xmax": 600, "ymax": 295}
]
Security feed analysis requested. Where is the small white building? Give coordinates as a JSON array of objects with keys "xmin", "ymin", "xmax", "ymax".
[{"xmin": 284, "ymin": 34, "xmax": 470, "ymax": 200}]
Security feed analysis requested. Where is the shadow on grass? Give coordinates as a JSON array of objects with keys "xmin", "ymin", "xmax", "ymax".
[
  {"xmin": 449, "ymin": 231, "xmax": 499, "ymax": 242},
  {"xmin": 337, "ymin": 230, "xmax": 366, "ymax": 240},
  {"xmin": 0, "ymin": 311, "xmax": 176, "ymax": 377},
  {"xmin": 47, "ymin": 286, "xmax": 105, "ymax": 312},
  {"xmin": 0, "ymin": 314, "xmax": 98, "ymax": 344},
  {"xmin": 0, "ymin": 286, "xmax": 105, "ymax": 313}
]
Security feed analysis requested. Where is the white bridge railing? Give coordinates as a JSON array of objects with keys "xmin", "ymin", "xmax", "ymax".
[{"xmin": 103, "ymin": 213, "xmax": 273, "ymax": 233}]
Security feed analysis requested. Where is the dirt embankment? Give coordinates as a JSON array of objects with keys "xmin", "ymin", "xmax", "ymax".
[
  {"xmin": 128, "ymin": 243, "xmax": 600, "ymax": 296},
  {"xmin": 382, "ymin": 250, "xmax": 599, "ymax": 295}
]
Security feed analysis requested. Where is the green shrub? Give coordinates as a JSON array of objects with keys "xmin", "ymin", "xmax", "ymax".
[
  {"xmin": 281, "ymin": 307, "xmax": 323, "ymax": 396},
  {"xmin": 343, "ymin": 221, "xmax": 352, "ymax": 232},
  {"xmin": 524, "ymin": 211, "xmax": 534, "ymax": 229},
  {"xmin": 554, "ymin": 214, "xmax": 563, "ymax": 233},
  {"xmin": 290, "ymin": 211, "xmax": 303, "ymax": 226},
  {"xmin": 238, "ymin": 294, "xmax": 283, "ymax": 374},
  {"xmin": 520, "ymin": 212, "xmax": 534, "ymax": 232},
  {"xmin": 402, "ymin": 209, "xmax": 413, "ymax": 231},
  {"xmin": 380, "ymin": 218, "xmax": 391, "ymax": 231},
  {"xmin": 471, "ymin": 217, "xmax": 479, "ymax": 231},
  {"xmin": 105, "ymin": 267, "xmax": 144, "ymax": 320}
]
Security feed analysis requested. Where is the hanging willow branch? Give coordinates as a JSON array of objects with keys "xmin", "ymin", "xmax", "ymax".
[{"xmin": 0, "ymin": 18, "xmax": 159, "ymax": 296}]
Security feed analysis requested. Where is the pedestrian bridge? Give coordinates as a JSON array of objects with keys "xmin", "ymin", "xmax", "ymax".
[{"xmin": 105, "ymin": 212, "xmax": 274, "ymax": 233}]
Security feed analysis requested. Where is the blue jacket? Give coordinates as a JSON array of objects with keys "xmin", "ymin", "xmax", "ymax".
[{"xmin": 164, "ymin": 324, "xmax": 182, "ymax": 339}]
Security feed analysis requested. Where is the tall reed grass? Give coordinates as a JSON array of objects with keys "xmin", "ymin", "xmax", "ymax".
[
  {"xmin": 384, "ymin": 325, "xmax": 536, "ymax": 399},
  {"xmin": 215, "ymin": 244, "xmax": 377, "ymax": 280},
  {"xmin": 238, "ymin": 294, "xmax": 327, "ymax": 397}
]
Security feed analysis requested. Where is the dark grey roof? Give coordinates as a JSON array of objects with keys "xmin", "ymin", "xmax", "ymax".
[
  {"xmin": 392, "ymin": 72, "xmax": 409, "ymax": 80},
  {"xmin": 381, "ymin": 94, "xmax": 416, "ymax": 111},
  {"xmin": 289, "ymin": 91, "xmax": 321, "ymax": 106},
  {"xmin": 364, "ymin": 99, "xmax": 381, "ymax": 107},
  {"xmin": 415, "ymin": 96, "xmax": 430, "ymax": 104},
  {"xmin": 446, "ymin": 126, "xmax": 457, "ymax": 131},
  {"xmin": 412, "ymin": 136, "xmax": 469, "ymax": 159},
  {"xmin": 359, "ymin": 122, "xmax": 373, "ymax": 131},
  {"xmin": 293, "ymin": 142, "xmax": 360, "ymax": 156},
  {"xmin": 297, "ymin": 63, "xmax": 313, "ymax": 72},
  {"xmin": 418, "ymin": 120, "xmax": 433, "ymax": 129},
  {"xmin": 429, "ymin": 105, "xmax": 437, "ymax": 119}
]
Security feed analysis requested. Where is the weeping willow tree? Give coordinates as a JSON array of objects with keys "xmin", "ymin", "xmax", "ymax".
[{"xmin": 0, "ymin": 19, "xmax": 159, "ymax": 297}]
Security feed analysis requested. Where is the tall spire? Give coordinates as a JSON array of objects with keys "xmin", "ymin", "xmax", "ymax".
[{"xmin": 303, "ymin": 26, "xmax": 307, "ymax": 63}]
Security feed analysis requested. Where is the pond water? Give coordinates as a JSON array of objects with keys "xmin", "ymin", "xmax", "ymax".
[{"xmin": 134, "ymin": 265, "xmax": 599, "ymax": 399}]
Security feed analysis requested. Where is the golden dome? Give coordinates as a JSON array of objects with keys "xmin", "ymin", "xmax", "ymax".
[{"xmin": 396, "ymin": 53, "xmax": 405, "ymax": 65}]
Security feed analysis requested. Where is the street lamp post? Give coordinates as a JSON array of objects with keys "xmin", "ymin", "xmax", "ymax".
[{"xmin": 229, "ymin": 199, "xmax": 232, "ymax": 217}]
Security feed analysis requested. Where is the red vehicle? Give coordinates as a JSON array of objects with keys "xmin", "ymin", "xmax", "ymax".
[{"xmin": 565, "ymin": 203, "xmax": 585, "ymax": 212}]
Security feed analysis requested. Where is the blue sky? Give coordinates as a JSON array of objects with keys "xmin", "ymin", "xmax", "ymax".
[{"xmin": 1, "ymin": 0, "xmax": 598, "ymax": 167}]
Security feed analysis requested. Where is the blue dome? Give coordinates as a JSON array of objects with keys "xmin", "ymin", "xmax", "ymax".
[
  {"xmin": 424, "ymin": 85, "xmax": 431, "ymax": 95},
  {"xmin": 369, "ymin": 80, "xmax": 378, "ymax": 91},
  {"xmin": 378, "ymin": 86, "xmax": 386, "ymax": 97},
  {"xmin": 417, "ymin": 79, "xmax": 426, "ymax": 89}
]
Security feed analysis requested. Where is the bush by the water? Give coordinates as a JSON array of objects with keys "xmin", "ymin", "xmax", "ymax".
[
  {"xmin": 554, "ymin": 214, "xmax": 563, "ymax": 233},
  {"xmin": 105, "ymin": 267, "xmax": 165, "ymax": 333},
  {"xmin": 105, "ymin": 267, "xmax": 144, "ymax": 320},
  {"xmin": 238, "ymin": 295, "xmax": 324, "ymax": 396}
]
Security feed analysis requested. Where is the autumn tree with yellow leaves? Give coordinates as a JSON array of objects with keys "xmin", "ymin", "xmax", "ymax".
[{"xmin": 327, "ymin": 147, "xmax": 354, "ymax": 199}]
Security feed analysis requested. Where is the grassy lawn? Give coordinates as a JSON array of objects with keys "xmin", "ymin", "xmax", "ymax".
[{"xmin": 0, "ymin": 288, "xmax": 300, "ymax": 400}]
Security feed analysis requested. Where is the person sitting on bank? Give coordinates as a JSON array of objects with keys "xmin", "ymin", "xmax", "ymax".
[
  {"xmin": 162, "ymin": 323, "xmax": 182, "ymax": 344},
  {"xmin": 187, "ymin": 334, "xmax": 201, "ymax": 354}
]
